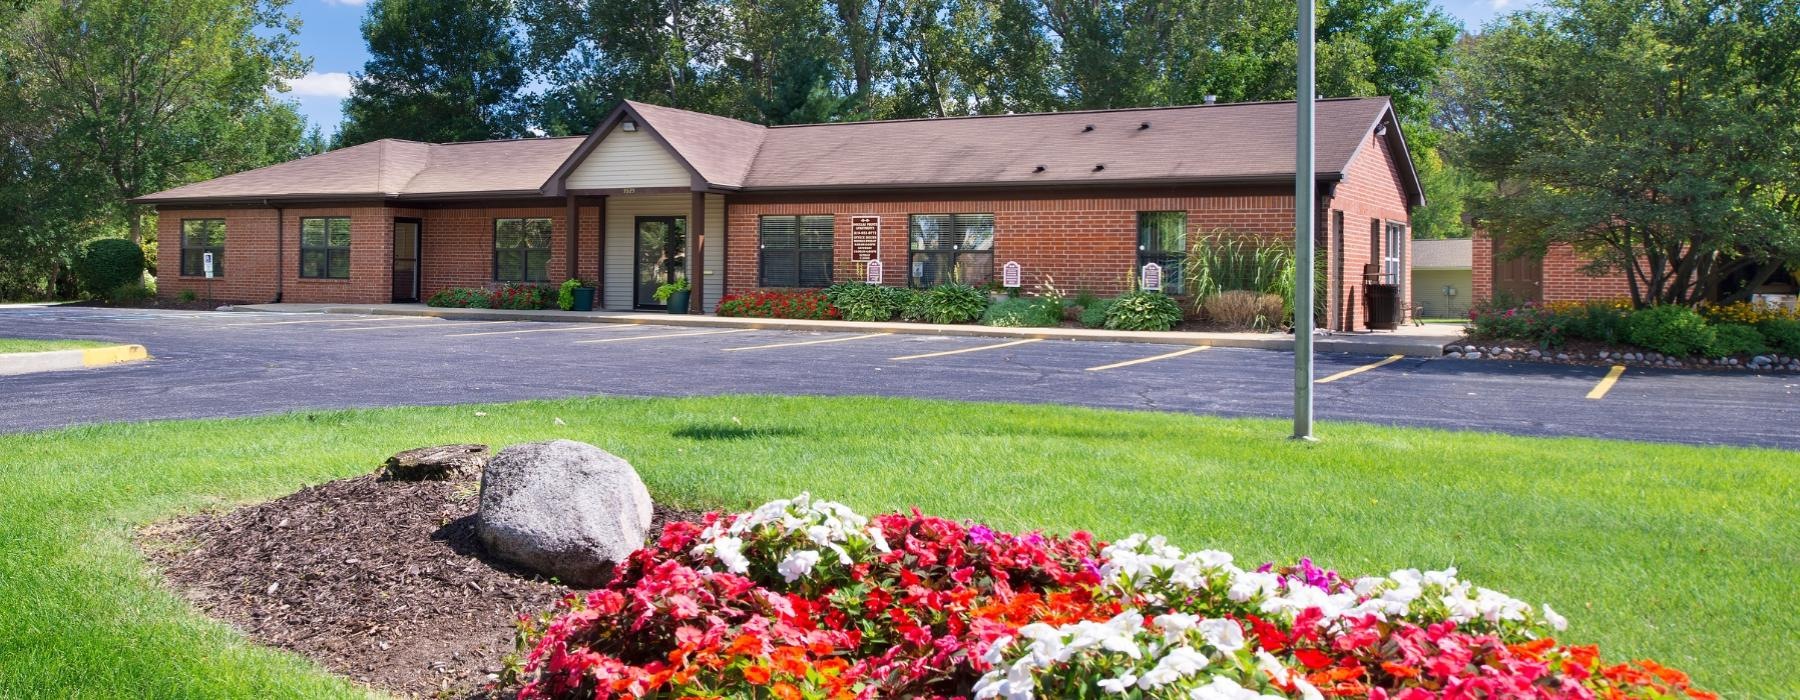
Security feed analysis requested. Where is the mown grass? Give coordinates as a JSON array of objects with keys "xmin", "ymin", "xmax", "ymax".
[
  {"xmin": 0, "ymin": 337, "xmax": 112, "ymax": 353},
  {"xmin": 0, "ymin": 396, "xmax": 1794, "ymax": 698}
]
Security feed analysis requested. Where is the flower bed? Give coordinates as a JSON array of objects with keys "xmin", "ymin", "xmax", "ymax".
[
  {"xmin": 716, "ymin": 290, "xmax": 840, "ymax": 319},
  {"xmin": 427, "ymin": 283, "xmax": 556, "ymax": 310},
  {"xmin": 1464, "ymin": 298, "xmax": 1800, "ymax": 371},
  {"xmin": 511, "ymin": 495, "xmax": 1710, "ymax": 699}
]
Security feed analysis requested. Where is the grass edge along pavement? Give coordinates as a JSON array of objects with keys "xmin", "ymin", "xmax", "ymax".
[
  {"xmin": 0, "ymin": 395, "xmax": 1794, "ymax": 698},
  {"xmin": 0, "ymin": 337, "xmax": 114, "ymax": 353}
]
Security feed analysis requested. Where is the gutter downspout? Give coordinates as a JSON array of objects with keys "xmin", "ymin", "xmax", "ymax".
[{"xmin": 271, "ymin": 201, "xmax": 285, "ymax": 303}]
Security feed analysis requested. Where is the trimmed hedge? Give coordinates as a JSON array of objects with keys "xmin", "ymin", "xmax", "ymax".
[{"xmin": 75, "ymin": 238, "xmax": 145, "ymax": 298}]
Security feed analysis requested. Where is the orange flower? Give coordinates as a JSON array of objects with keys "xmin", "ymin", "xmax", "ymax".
[
  {"xmin": 728, "ymin": 633, "xmax": 765, "ymax": 656},
  {"xmin": 1565, "ymin": 645, "xmax": 1600, "ymax": 670},
  {"xmin": 1380, "ymin": 662, "xmax": 1420, "ymax": 679},
  {"xmin": 772, "ymin": 682, "xmax": 803, "ymax": 700},
  {"xmin": 772, "ymin": 646, "xmax": 810, "ymax": 676},
  {"xmin": 1507, "ymin": 637, "xmax": 1557, "ymax": 660},
  {"xmin": 743, "ymin": 664, "xmax": 772, "ymax": 686}
]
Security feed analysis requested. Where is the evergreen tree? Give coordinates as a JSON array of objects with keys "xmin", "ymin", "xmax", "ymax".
[{"xmin": 337, "ymin": 0, "xmax": 529, "ymax": 145}]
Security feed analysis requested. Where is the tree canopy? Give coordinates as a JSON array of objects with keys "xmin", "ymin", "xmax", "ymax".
[
  {"xmin": 336, "ymin": 0, "xmax": 530, "ymax": 146},
  {"xmin": 1450, "ymin": 0, "xmax": 1800, "ymax": 305}
]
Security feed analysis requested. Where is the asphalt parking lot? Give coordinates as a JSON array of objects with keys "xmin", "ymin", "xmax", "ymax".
[{"xmin": 1, "ymin": 305, "xmax": 1796, "ymax": 449}]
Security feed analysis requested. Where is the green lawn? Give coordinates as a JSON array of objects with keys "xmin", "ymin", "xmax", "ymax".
[
  {"xmin": 0, "ymin": 337, "xmax": 112, "ymax": 353},
  {"xmin": 1, "ymin": 397, "xmax": 1794, "ymax": 698}
]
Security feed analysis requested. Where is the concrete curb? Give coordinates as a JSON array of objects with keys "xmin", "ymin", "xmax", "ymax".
[
  {"xmin": 0, "ymin": 344, "xmax": 149, "ymax": 376},
  {"xmin": 230, "ymin": 304, "xmax": 1453, "ymax": 357}
]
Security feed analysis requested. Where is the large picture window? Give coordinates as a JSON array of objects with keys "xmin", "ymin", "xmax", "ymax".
[
  {"xmin": 494, "ymin": 218, "xmax": 553, "ymax": 282},
  {"xmin": 180, "ymin": 218, "xmax": 225, "ymax": 277},
  {"xmin": 299, "ymin": 217, "xmax": 351, "ymax": 279},
  {"xmin": 908, "ymin": 214, "xmax": 994, "ymax": 287},
  {"xmin": 758, "ymin": 215, "xmax": 834, "ymax": 287},
  {"xmin": 1137, "ymin": 212, "xmax": 1187, "ymax": 293}
]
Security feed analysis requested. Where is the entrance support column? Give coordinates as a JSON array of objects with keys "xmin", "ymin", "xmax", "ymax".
[
  {"xmin": 689, "ymin": 191, "xmax": 706, "ymax": 314},
  {"xmin": 596, "ymin": 195, "xmax": 607, "ymax": 309},
  {"xmin": 566, "ymin": 193, "xmax": 580, "ymax": 281}
]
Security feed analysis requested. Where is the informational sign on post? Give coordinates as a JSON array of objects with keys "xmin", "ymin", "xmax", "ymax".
[
  {"xmin": 1141, "ymin": 262, "xmax": 1162, "ymax": 292},
  {"xmin": 851, "ymin": 216, "xmax": 880, "ymax": 262},
  {"xmin": 866, "ymin": 259, "xmax": 884, "ymax": 284},
  {"xmin": 202, "ymin": 252, "xmax": 214, "ymax": 279},
  {"xmin": 1002, "ymin": 261, "xmax": 1022, "ymax": 288}
]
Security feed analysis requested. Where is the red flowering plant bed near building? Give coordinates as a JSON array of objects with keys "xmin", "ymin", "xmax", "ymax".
[
  {"xmin": 715, "ymin": 291, "xmax": 841, "ymax": 320},
  {"xmin": 510, "ymin": 495, "xmax": 1711, "ymax": 700}
]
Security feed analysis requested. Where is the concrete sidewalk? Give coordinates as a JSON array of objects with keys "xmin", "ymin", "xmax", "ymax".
[
  {"xmin": 0, "ymin": 344, "xmax": 149, "ymax": 376},
  {"xmin": 230, "ymin": 303, "xmax": 1459, "ymax": 356}
]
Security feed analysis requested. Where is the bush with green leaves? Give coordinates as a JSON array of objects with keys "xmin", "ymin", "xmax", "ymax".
[
  {"xmin": 823, "ymin": 282, "xmax": 911, "ymax": 322},
  {"xmin": 75, "ymin": 238, "xmax": 145, "ymax": 298},
  {"xmin": 1705, "ymin": 323, "xmax": 1769, "ymax": 358},
  {"xmin": 427, "ymin": 287, "xmax": 491, "ymax": 309},
  {"xmin": 1623, "ymin": 305, "xmax": 1716, "ymax": 356},
  {"xmin": 1757, "ymin": 318, "xmax": 1800, "ymax": 356},
  {"xmin": 557, "ymin": 279, "xmax": 587, "ymax": 311},
  {"xmin": 1078, "ymin": 298, "xmax": 1114, "ymax": 328},
  {"xmin": 1104, "ymin": 291, "xmax": 1184, "ymax": 331},
  {"xmin": 916, "ymin": 283, "xmax": 988, "ymax": 324},
  {"xmin": 980, "ymin": 297, "xmax": 1063, "ymax": 327}
]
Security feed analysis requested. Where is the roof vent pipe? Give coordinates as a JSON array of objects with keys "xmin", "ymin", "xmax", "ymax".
[
  {"xmin": 1203, "ymin": 95, "xmax": 1217, "ymax": 105},
  {"xmin": 1093, "ymin": 164, "xmax": 1105, "ymax": 172},
  {"xmin": 1139, "ymin": 122, "xmax": 1150, "ymax": 130},
  {"xmin": 1034, "ymin": 165, "xmax": 1047, "ymax": 173},
  {"xmin": 1082, "ymin": 124, "xmax": 1095, "ymax": 132}
]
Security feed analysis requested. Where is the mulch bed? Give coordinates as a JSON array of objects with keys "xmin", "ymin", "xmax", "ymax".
[
  {"xmin": 139, "ymin": 471, "xmax": 702, "ymax": 698},
  {"xmin": 65, "ymin": 298, "xmax": 223, "ymax": 311}
]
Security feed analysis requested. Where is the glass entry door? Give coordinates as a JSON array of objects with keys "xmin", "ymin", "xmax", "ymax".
[
  {"xmin": 392, "ymin": 219, "xmax": 421, "ymax": 302},
  {"xmin": 634, "ymin": 216, "xmax": 686, "ymax": 309}
]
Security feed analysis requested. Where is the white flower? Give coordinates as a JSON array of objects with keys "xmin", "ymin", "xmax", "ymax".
[
  {"xmin": 1542, "ymin": 604, "xmax": 1568, "ymax": 631},
  {"xmin": 1228, "ymin": 571, "xmax": 1281, "ymax": 603},
  {"xmin": 1138, "ymin": 645, "xmax": 1208, "ymax": 688},
  {"xmin": 776, "ymin": 549, "xmax": 821, "ymax": 582},
  {"xmin": 1188, "ymin": 676, "xmax": 1268, "ymax": 700},
  {"xmin": 707, "ymin": 536, "xmax": 749, "ymax": 573},
  {"xmin": 982, "ymin": 635, "xmax": 1015, "ymax": 666},
  {"xmin": 1154, "ymin": 612, "xmax": 1199, "ymax": 643},
  {"xmin": 1097, "ymin": 672, "xmax": 1139, "ymax": 693},
  {"xmin": 1196, "ymin": 618, "xmax": 1246, "ymax": 653}
]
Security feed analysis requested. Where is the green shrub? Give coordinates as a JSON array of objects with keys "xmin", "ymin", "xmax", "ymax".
[
  {"xmin": 427, "ymin": 287, "xmax": 491, "ymax": 309},
  {"xmin": 917, "ymin": 283, "xmax": 988, "ymax": 324},
  {"xmin": 178, "ymin": 290, "xmax": 198, "ymax": 303},
  {"xmin": 1757, "ymin": 318, "xmax": 1800, "ymax": 356},
  {"xmin": 896, "ymin": 288, "xmax": 930, "ymax": 322},
  {"xmin": 1078, "ymin": 298, "xmax": 1114, "ymax": 329},
  {"xmin": 1623, "ymin": 305, "xmax": 1715, "ymax": 356},
  {"xmin": 980, "ymin": 297, "xmax": 1063, "ymax": 327},
  {"xmin": 1185, "ymin": 232, "xmax": 1294, "ymax": 303},
  {"xmin": 1071, "ymin": 289, "xmax": 1100, "ymax": 311},
  {"xmin": 557, "ymin": 279, "xmax": 585, "ymax": 311},
  {"xmin": 1705, "ymin": 323, "xmax": 1769, "ymax": 358},
  {"xmin": 75, "ymin": 238, "xmax": 145, "ymax": 298},
  {"xmin": 823, "ymin": 282, "xmax": 909, "ymax": 322},
  {"xmin": 109, "ymin": 281, "xmax": 155, "ymax": 303},
  {"xmin": 1562, "ymin": 301, "xmax": 1629, "ymax": 344},
  {"xmin": 1104, "ymin": 291, "xmax": 1184, "ymax": 331}
]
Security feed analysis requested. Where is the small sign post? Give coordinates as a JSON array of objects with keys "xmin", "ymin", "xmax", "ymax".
[
  {"xmin": 202, "ymin": 251, "xmax": 215, "ymax": 306},
  {"xmin": 1141, "ymin": 262, "xmax": 1162, "ymax": 292},
  {"xmin": 851, "ymin": 216, "xmax": 880, "ymax": 262},
  {"xmin": 1002, "ymin": 261, "xmax": 1022, "ymax": 288},
  {"xmin": 866, "ymin": 259, "xmax": 883, "ymax": 284}
]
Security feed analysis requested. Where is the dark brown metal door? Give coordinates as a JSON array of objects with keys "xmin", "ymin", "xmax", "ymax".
[
  {"xmin": 633, "ymin": 216, "xmax": 686, "ymax": 309},
  {"xmin": 392, "ymin": 219, "xmax": 421, "ymax": 302},
  {"xmin": 1492, "ymin": 236, "xmax": 1542, "ymax": 303}
]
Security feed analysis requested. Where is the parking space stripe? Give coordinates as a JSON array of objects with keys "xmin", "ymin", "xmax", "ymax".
[
  {"xmin": 225, "ymin": 316, "xmax": 435, "ymax": 327},
  {"xmin": 722, "ymin": 332, "xmax": 893, "ymax": 352},
  {"xmin": 1085, "ymin": 345, "xmax": 1210, "ymax": 371},
  {"xmin": 1315, "ymin": 354, "xmax": 1405, "ymax": 384},
  {"xmin": 890, "ymin": 338, "xmax": 1042, "ymax": 361},
  {"xmin": 573, "ymin": 328, "xmax": 753, "ymax": 344},
  {"xmin": 1586, "ymin": 365, "xmax": 1626, "ymax": 400},
  {"xmin": 445, "ymin": 324, "xmax": 637, "ymax": 338},
  {"xmin": 327, "ymin": 320, "xmax": 515, "ymax": 332}
]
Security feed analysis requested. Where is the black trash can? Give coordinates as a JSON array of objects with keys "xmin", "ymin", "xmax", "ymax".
[{"xmin": 1364, "ymin": 283, "xmax": 1399, "ymax": 330}]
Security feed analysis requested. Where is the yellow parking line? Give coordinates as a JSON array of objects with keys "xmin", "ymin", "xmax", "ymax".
[
  {"xmin": 1586, "ymin": 365, "xmax": 1626, "ymax": 400},
  {"xmin": 1086, "ymin": 345, "xmax": 1210, "ymax": 371},
  {"xmin": 573, "ymin": 329, "xmax": 754, "ymax": 344},
  {"xmin": 445, "ymin": 324, "xmax": 636, "ymax": 338},
  {"xmin": 723, "ymin": 332, "xmax": 892, "ymax": 352},
  {"xmin": 327, "ymin": 320, "xmax": 513, "ymax": 332},
  {"xmin": 225, "ymin": 316, "xmax": 435, "ymax": 327},
  {"xmin": 890, "ymin": 338, "xmax": 1042, "ymax": 361},
  {"xmin": 1315, "ymin": 354, "xmax": 1405, "ymax": 384}
]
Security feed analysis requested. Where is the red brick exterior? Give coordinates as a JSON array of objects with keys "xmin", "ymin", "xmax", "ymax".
[
  {"xmin": 1471, "ymin": 229, "xmax": 1633, "ymax": 305},
  {"xmin": 725, "ymin": 188, "xmax": 1301, "ymax": 300},
  {"xmin": 1321, "ymin": 131, "xmax": 1414, "ymax": 330}
]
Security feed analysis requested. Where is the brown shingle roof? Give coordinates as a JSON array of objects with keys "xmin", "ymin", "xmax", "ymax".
[
  {"xmin": 136, "ymin": 137, "xmax": 583, "ymax": 204},
  {"xmin": 139, "ymin": 97, "xmax": 1412, "ymax": 204},
  {"xmin": 1411, "ymin": 238, "xmax": 1472, "ymax": 269}
]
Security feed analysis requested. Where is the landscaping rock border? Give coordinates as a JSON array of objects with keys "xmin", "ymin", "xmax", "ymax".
[{"xmin": 1444, "ymin": 343, "xmax": 1800, "ymax": 371}]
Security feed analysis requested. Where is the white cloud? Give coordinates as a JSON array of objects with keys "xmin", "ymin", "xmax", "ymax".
[
  {"xmin": 1489, "ymin": 0, "xmax": 1514, "ymax": 8},
  {"xmin": 320, "ymin": 0, "xmax": 369, "ymax": 6},
  {"xmin": 282, "ymin": 72, "xmax": 354, "ymax": 99}
]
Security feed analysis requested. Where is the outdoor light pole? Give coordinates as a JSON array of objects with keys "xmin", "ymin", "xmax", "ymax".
[{"xmin": 1292, "ymin": 0, "xmax": 1317, "ymax": 440}]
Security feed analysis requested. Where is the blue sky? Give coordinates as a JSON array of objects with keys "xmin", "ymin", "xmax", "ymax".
[{"xmin": 277, "ymin": 0, "xmax": 1522, "ymax": 137}]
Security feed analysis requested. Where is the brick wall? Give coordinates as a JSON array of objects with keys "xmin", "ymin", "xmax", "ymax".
[
  {"xmin": 1324, "ymin": 130, "xmax": 1414, "ymax": 330},
  {"xmin": 725, "ymin": 188, "xmax": 1298, "ymax": 300},
  {"xmin": 154, "ymin": 208, "xmax": 283, "ymax": 304},
  {"xmin": 1471, "ymin": 229, "xmax": 1633, "ymax": 304}
]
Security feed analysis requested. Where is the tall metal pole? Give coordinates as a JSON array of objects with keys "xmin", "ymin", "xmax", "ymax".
[{"xmin": 1292, "ymin": 0, "xmax": 1317, "ymax": 440}]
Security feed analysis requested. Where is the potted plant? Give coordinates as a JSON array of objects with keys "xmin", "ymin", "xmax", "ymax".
[
  {"xmin": 654, "ymin": 278, "xmax": 691, "ymax": 314},
  {"xmin": 558, "ymin": 278, "xmax": 597, "ymax": 312}
]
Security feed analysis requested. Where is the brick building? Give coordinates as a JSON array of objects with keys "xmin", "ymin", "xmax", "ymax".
[
  {"xmin": 138, "ymin": 98, "xmax": 1422, "ymax": 330},
  {"xmin": 1470, "ymin": 230, "xmax": 1633, "ymax": 306}
]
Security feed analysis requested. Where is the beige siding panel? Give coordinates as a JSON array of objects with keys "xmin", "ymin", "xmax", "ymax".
[
  {"xmin": 703, "ymin": 193, "xmax": 724, "ymax": 312},
  {"xmin": 603, "ymin": 194, "xmax": 691, "ymax": 309},
  {"xmin": 568, "ymin": 129, "xmax": 692, "ymax": 190}
]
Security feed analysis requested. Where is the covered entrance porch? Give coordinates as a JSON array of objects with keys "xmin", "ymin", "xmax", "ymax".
[{"xmin": 572, "ymin": 191, "xmax": 726, "ymax": 313}]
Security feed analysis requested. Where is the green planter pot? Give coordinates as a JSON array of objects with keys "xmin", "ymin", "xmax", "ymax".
[
  {"xmin": 571, "ymin": 287, "xmax": 596, "ymax": 312},
  {"xmin": 665, "ymin": 290, "xmax": 691, "ymax": 314}
]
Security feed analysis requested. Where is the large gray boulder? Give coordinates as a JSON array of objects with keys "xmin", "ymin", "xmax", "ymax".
[{"xmin": 476, "ymin": 440, "xmax": 654, "ymax": 586}]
